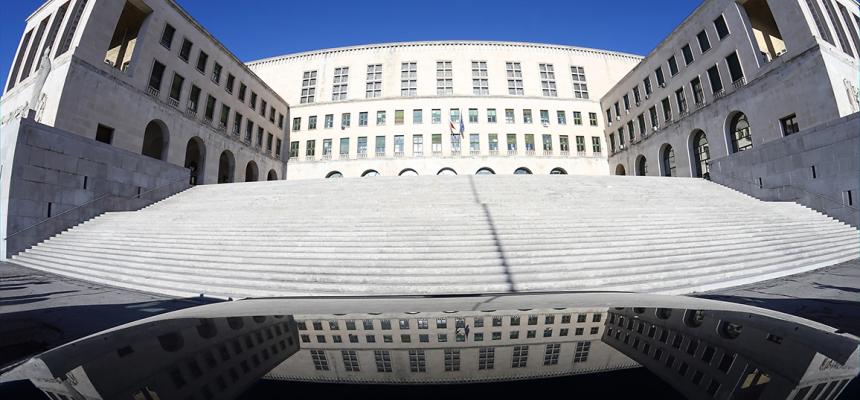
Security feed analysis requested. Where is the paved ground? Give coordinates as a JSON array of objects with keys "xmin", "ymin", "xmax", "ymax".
[{"xmin": 1, "ymin": 259, "xmax": 858, "ymax": 370}]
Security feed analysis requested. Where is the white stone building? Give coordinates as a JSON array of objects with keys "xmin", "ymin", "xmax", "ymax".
[{"xmin": 247, "ymin": 42, "xmax": 641, "ymax": 179}]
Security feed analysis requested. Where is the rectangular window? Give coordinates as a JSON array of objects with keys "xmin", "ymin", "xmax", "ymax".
[
  {"xmin": 168, "ymin": 73, "xmax": 184, "ymax": 103},
  {"xmin": 540, "ymin": 110, "xmax": 550, "ymax": 125},
  {"xmin": 375, "ymin": 135, "xmax": 385, "ymax": 154},
  {"xmin": 691, "ymin": 77, "xmax": 704, "ymax": 105},
  {"xmin": 505, "ymin": 109, "xmax": 515, "ymax": 124},
  {"xmin": 487, "ymin": 108, "xmax": 497, "ymax": 123},
  {"xmin": 357, "ymin": 136, "xmax": 367, "ymax": 155},
  {"xmin": 204, "ymin": 95, "xmax": 216, "ymax": 121},
  {"xmin": 395, "ymin": 110, "xmax": 404, "ymax": 125},
  {"xmin": 558, "ymin": 111, "xmax": 567, "ymax": 125},
  {"xmin": 823, "ymin": 0, "xmax": 854, "ymax": 56},
  {"xmin": 450, "ymin": 108, "xmax": 461, "ymax": 123},
  {"xmin": 542, "ymin": 134, "xmax": 552, "ymax": 151},
  {"xmin": 576, "ymin": 135, "xmax": 586, "ymax": 152},
  {"xmin": 432, "ymin": 134, "xmax": 442, "ymax": 153},
  {"xmin": 409, "ymin": 350, "xmax": 426, "ymax": 372},
  {"xmin": 342, "ymin": 350, "xmax": 359, "ymax": 372},
  {"xmin": 714, "ymin": 15, "xmax": 730, "ymax": 39},
  {"xmin": 655, "ymin": 66, "xmax": 666, "ymax": 87},
  {"xmin": 633, "ymin": 86, "xmax": 641, "ymax": 104},
  {"xmin": 589, "ymin": 112, "xmax": 598, "ymax": 126},
  {"xmin": 225, "ymin": 74, "xmax": 235, "ymax": 94},
  {"xmin": 341, "ymin": 113, "xmax": 351, "ymax": 128},
  {"xmin": 676, "ymin": 88, "xmax": 687, "ymax": 114},
  {"xmin": 571, "ymin": 66, "xmax": 589, "ymax": 99},
  {"xmin": 377, "ymin": 111, "xmax": 386, "ymax": 125},
  {"xmin": 592, "ymin": 137, "xmax": 601, "ymax": 153},
  {"xmin": 413, "ymin": 134, "xmax": 423, "ymax": 155},
  {"xmin": 507, "ymin": 133, "xmax": 517, "ymax": 152},
  {"xmin": 489, "ymin": 134, "xmax": 499, "ymax": 151},
  {"xmin": 413, "ymin": 109, "xmax": 423, "ymax": 124},
  {"xmin": 324, "ymin": 114, "xmax": 334, "ymax": 128},
  {"xmin": 431, "ymin": 109, "xmax": 441, "ymax": 124},
  {"xmin": 436, "ymin": 61, "xmax": 453, "ymax": 95},
  {"xmin": 539, "ymin": 63, "xmax": 557, "ymax": 96},
  {"xmin": 559, "ymin": 135, "xmax": 569, "ymax": 152},
  {"xmin": 667, "ymin": 55, "xmax": 679, "ymax": 76},
  {"xmin": 638, "ymin": 114, "xmax": 647, "ymax": 136},
  {"xmin": 805, "ymin": 0, "xmax": 835, "ymax": 45},
  {"xmin": 525, "ymin": 134, "xmax": 535, "ymax": 151},
  {"xmin": 469, "ymin": 108, "xmax": 479, "ymax": 123},
  {"xmin": 697, "ymin": 30, "xmax": 711, "ymax": 53},
  {"xmin": 160, "ymin": 23, "xmax": 175, "ymax": 49},
  {"xmin": 838, "ymin": 4, "xmax": 860, "ymax": 57},
  {"xmin": 544, "ymin": 343, "xmax": 561, "ymax": 366},
  {"xmin": 323, "ymin": 139, "xmax": 332, "ymax": 156},
  {"xmin": 196, "ymin": 51, "xmax": 208, "ymax": 73},
  {"xmin": 401, "ymin": 62, "xmax": 417, "ymax": 96},
  {"xmin": 512, "ymin": 345, "xmax": 528, "ymax": 368},
  {"xmin": 627, "ymin": 121, "xmax": 635, "ymax": 142},
  {"xmin": 211, "ymin": 63, "xmax": 222, "ymax": 84},
  {"xmin": 332, "ymin": 66, "xmax": 349, "ymax": 100},
  {"xmin": 148, "ymin": 60, "xmax": 166, "ymax": 93},
  {"xmin": 245, "ymin": 121, "xmax": 254, "ymax": 142},
  {"xmin": 256, "ymin": 127, "xmax": 263, "ymax": 147},
  {"xmin": 470, "ymin": 134, "xmax": 480, "ymax": 152},
  {"xmin": 661, "ymin": 97, "xmax": 672, "ymax": 121},
  {"xmin": 478, "ymin": 347, "xmax": 495, "ymax": 370},
  {"xmin": 574, "ymin": 341, "xmax": 590, "ymax": 363},
  {"xmin": 7, "ymin": 29, "xmax": 33, "ymax": 91},
  {"xmin": 472, "ymin": 61, "xmax": 489, "ymax": 95},
  {"xmin": 781, "ymin": 114, "xmax": 799, "ymax": 135},
  {"xmin": 308, "ymin": 115, "xmax": 318, "ymax": 130},
  {"xmin": 623, "ymin": 94, "xmax": 630, "ymax": 111},
  {"xmin": 506, "ymin": 62, "xmax": 524, "ymax": 95},
  {"xmin": 366, "ymin": 63, "xmax": 382, "ymax": 98},
  {"xmin": 649, "ymin": 106, "xmax": 658, "ymax": 128},
  {"xmin": 451, "ymin": 133, "xmax": 461, "ymax": 153},
  {"xmin": 339, "ymin": 137, "xmax": 349, "ymax": 155},
  {"xmin": 707, "ymin": 65, "xmax": 723, "ymax": 93},
  {"xmin": 233, "ymin": 112, "xmax": 242, "ymax": 135},
  {"xmin": 394, "ymin": 135, "xmax": 405, "ymax": 153},
  {"xmin": 238, "ymin": 83, "xmax": 246, "ymax": 101},
  {"xmin": 682, "ymin": 44, "xmax": 694, "ymax": 65},
  {"xmin": 306, "ymin": 140, "xmax": 315, "ymax": 156},
  {"xmin": 726, "ymin": 52, "xmax": 744, "ymax": 83},
  {"xmin": 357, "ymin": 112, "xmax": 367, "ymax": 127},
  {"xmin": 643, "ymin": 76, "xmax": 653, "ymax": 95},
  {"xmin": 96, "ymin": 124, "xmax": 114, "ymax": 144},
  {"xmin": 374, "ymin": 351, "xmax": 392, "ymax": 373},
  {"xmin": 179, "ymin": 39, "xmax": 192, "ymax": 61},
  {"xmin": 301, "ymin": 70, "xmax": 317, "ymax": 103},
  {"xmin": 523, "ymin": 109, "xmax": 532, "ymax": 124},
  {"xmin": 219, "ymin": 104, "xmax": 230, "ymax": 128},
  {"xmin": 289, "ymin": 141, "xmax": 299, "ymax": 158}
]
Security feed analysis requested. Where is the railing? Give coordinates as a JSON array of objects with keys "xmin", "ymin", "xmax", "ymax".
[
  {"xmin": 524, "ymin": 150, "xmax": 535, "ymax": 156},
  {"xmin": 577, "ymin": 151, "xmax": 587, "ymax": 157},
  {"xmin": 714, "ymin": 88, "xmax": 727, "ymax": 99},
  {"xmin": 4, "ymin": 172, "xmax": 192, "ymax": 255},
  {"xmin": 304, "ymin": 155, "xmax": 315, "ymax": 161},
  {"xmin": 357, "ymin": 152, "xmax": 368, "ymax": 159},
  {"xmin": 322, "ymin": 154, "xmax": 332, "ymax": 160},
  {"xmin": 559, "ymin": 150, "xmax": 570, "ymax": 156},
  {"xmin": 185, "ymin": 108, "xmax": 197, "ymax": 118},
  {"xmin": 732, "ymin": 77, "xmax": 747, "ymax": 89},
  {"xmin": 375, "ymin": 152, "xmax": 385, "ymax": 158},
  {"xmin": 489, "ymin": 150, "xmax": 499, "ymax": 156},
  {"xmin": 167, "ymin": 97, "xmax": 180, "ymax": 108},
  {"xmin": 146, "ymin": 86, "xmax": 159, "ymax": 97},
  {"xmin": 394, "ymin": 151, "xmax": 405, "ymax": 158},
  {"xmin": 507, "ymin": 150, "xmax": 517, "ymax": 156}
]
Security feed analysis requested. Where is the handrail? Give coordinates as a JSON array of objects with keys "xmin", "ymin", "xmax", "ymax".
[
  {"xmin": 4, "ymin": 173, "xmax": 191, "ymax": 240},
  {"xmin": 713, "ymin": 172, "xmax": 859, "ymax": 212}
]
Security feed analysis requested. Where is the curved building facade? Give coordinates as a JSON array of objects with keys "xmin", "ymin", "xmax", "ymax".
[{"xmin": 247, "ymin": 41, "xmax": 642, "ymax": 179}]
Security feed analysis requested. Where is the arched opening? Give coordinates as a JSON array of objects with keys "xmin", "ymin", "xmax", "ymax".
[
  {"xmin": 615, "ymin": 164, "xmax": 626, "ymax": 176},
  {"xmin": 184, "ymin": 137, "xmax": 206, "ymax": 185},
  {"xmin": 475, "ymin": 167, "xmax": 495, "ymax": 175},
  {"xmin": 399, "ymin": 168, "xmax": 418, "ymax": 176},
  {"xmin": 244, "ymin": 161, "xmax": 259, "ymax": 182},
  {"xmin": 727, "ymin": 112, "xmax": 752, "ymax": 153},
  {"xmin": 691, "ymin": 130, "xmax": 710, "ymax": 178},
  {"xmin": 514, "ymin": 167, "xmax": 533, "ymax": 175},
  {"xmin": 217, "ymin": 150, "xmax": 235, "ymax": 184},
  {"xmin": 660, "ymin": 144, "xmax": 676, "ymax": 177},
  {"xmin": 684, "ymin": 310, "xmax": 705, "ymax": 328},
  {"xmin": 326, "ymin": 171, "xmax": 343, "ymax": 178},
  {"xmin": 196, "ymin": 319, "xmax": 218, "ymax": 339},
  {"xmin": 635, "ymin": 155, "xmax": 647, "ymax": 176},
  {"xmin": 717, "ymin": 320, "xmax": 743, "ymax": 339},
  {"xmin": 361, "ymin": 169, "xmax": 380, "ymax": 177},
  {"xmin": 549, "ymin": 167, "xmax": 567, "ymax": 175},
  {"xmin": 142, "ymin": 120, "xmax": 168, "ymax": 160},
  {"xmin": 267, "ymin": 169, "xmax": 278, "ymax": 181},
  {"xmin": 437, "ymin": 168, "xmax": 457, "ymax": 175}
]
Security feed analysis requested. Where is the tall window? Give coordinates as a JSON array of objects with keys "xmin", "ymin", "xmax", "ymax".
[
  {"xmin": 301, "ymin": 70, "xmax": 317, "ymax": 103},
  {"xmin": 506, "ymin": 134, "xmax": 517, "ymax": 152},
  {"xmin": 591, "ymin": 137, "xmax": 601, "ymax": 153},
  {"xmin": 395, "ymin": 110, "xmax": 404, "ymax": 125},
  {"xmin": 505, "ymin": 109, "xmax": 515, "ymax": 123},
  {"xmin": 211, "ymin": 63, "xmax": 222, "ymax": 84},
  {"xmin": 357, "ymin": 136, "xmax": 367, "ymax": 155},
  {"xmin": 292, "ymin": 117, "xmax": 301, "ymax": 131},
  {"xmin": 589, "ymin": 112, "xmax": 598, "ymax": 126},
  {"xmin": 432, "ymin": 109, "xmax": 441, "ymax": 124},
  {"xmin": 512, "ymin": 345, "xmax": 528, "ymax": 368},
  {"xmin": 506, "ymin": 62, "xmax": 524, "ymax": 95},
  {"xmin": 394, "ymin": 135, "xmax": 405, "ymax": 153},
  {"xmin": 643, "ymin": 76, "xmax": 653, "ymax": 95},
  {"xmin": 667, "ymin": 55, "xmax": 679, "ymax": 76},
  {"xmin": 479, "ymin": 347, "xmax": 495, "ymax": 370},
  {"xmin": 196, "ymin": 51, "xmax": 208, "ymax": 73},
  {"xmin": 540, "ymin": 110, "xmax": 550, "ymax": 125},
  {"xmin": 469, "ymin": 108, "xmax": 479, "ymax": 123},
  {"xmin": 571, "ymin": 66, "xmax": 589, "ymax": 99},
  {"xmin": 375, "ymin": 136, "xmax": 386, "ymax": 154},
  {"xmin": 692, "ymin": 130, "xmax": 710, "ymax": 177},
  {"xmin": 539, "ymin": 63, "xmax": 557, "ymax": 96},
  {"xmin": 160, "ymin": 23, "xmax": 175, "ymax": 49},
  {"xmin": 638, "ymin": 114, "xmax": 647, "ymax": 136},
  {"xmin": 730, "ymin": 112, "xmax": 752, "ymax": 152},
  {"xmin": 308, "ymin": 115, "xmax": 317, "ymax": 129},
  {"xmin": 358, "ymin": 112, "xmax": 368, "ymax": 126},
  {"xmin": 324, "ymin": 114, "xmax": 334, "ymax": 129},
  {"xmin": 377, "ymin": 111, "xmax": 386, "ymax": 125},
  {"xmin": 204, "ymin": 95, "xmax": 216, "ymax": 121},
  {"xmin": 661, "ymin": 97, "xmax": 672, "ymax": 121},
  {"xmin": 450, "ymin": 108, "xmax": 461, "ymax": 123},
  {"xmin": 451, "ymin": 133, "xmax": 461, "ymax": 153},
  {"xmin": 633, "ymin": 86, "xmax": 641, "ymax": 104},
  {"xmin": 524, "ymin": 134, "xmax": 535, "ymax": 151},
  {"xmin": 366, "ymin": 64, "xmax": 382, "ymax": 98},
  {"xmin": 413, "ymin": 109, "xmax": 423, "ymax": 124},
  {"xmin": 489, "ymin": 134, "xmax": 499, "ymax": 151},
  {"xmin": 655, "ymin": 66, "xmax": 666, "ymax": 87},
  {"xmin": 661, "ymin": 144, "xmax": 676, "ymax": 177},
  {"xmin": 413, "ymin": 134, "xmax": 424, "ymax": 155},
  {"xmin": 436, "ymin": 61, "xmax": 453, "ymax": 95},
  {"xmin": 306, "ymin": 140, "xmax": 316, "ymax": 156},
  {"xmin": 179, "ymin": 39, "xmax": 192, "ymax": 61},
  {"xmin": 838, "ymin": 4, "xmax": 860, "ymax": 57},
  {"xmin": 332, "ymin": 67, "xmax": 348, "ymax": 101},
  {"xmin": 707, "ymin": 65, "xmax": 723, "ymax": 93},
  {"xmin": 714, "ymin": 15, "xmax": 730, "ymax": 39},
  {"xmin": 558, "ymin": 111, "xmax": 567, "ymax": 125},
  {"xmin": 560, "ymin": 135, "xmax": 569, "ymax": 152},
  {"xmin": 649, "ymin": 106, "xmax": 658, "ymax": 128},
  {"xmin": 323, "ymin": 139, "xmax": 332, "ymax": 156},
  {"xmin": 341, "ymin": 113, "xmax": 351, "ymax": 128},
  {"xmin": 487, "ymin": 108, "xmax": 497, "ymax": 123},
  {"xmin": 523, "ymin": 109, "xmax": 532, "ymax": 124},
  {"xmin": 691, "ymin": 77, "xmax": 704, "ymax": 105},
  {"xmin": 289, "ymin": 141, "xmax": 299, "ymax": 158},
  {"xmin": 576, "ymin": 135, "xmax": 586, "ymax": 152},
  {"xmin": 339, "ymin": 137, "xmax": 350, "ymax": 156},
  {"xmin": 472, "ymin": 61, "xmax": 489, "ymax": 95},
  {"xmin": 470, "ymin": 134, "xmax": 480, "ymax": 152},
  {"xmin": 675, "ymin": 88, "xmax": 688, "ymax": 114},
  {"xmin": 682, "ymin": 44, "xmax": 694, "ymax": 65},
  {"xmin": 697, "ymin": 30, "xmax": 711, "ymax": 53},
  {"xmin": 822, "ymin": 0, "xmax": 854, "ymax": 56},
  {"xmin": 401, "ymin": 62, "xmax": 417, "ymax": 96},
  {"xmin": 725, "ymin": 52, "xmax": 744, "ymax": 83},
  {"xmin": 148, "ymin": 60, "xmax": 166, "ymax": 93},
  {"xmin": 543, "ymin": 134, "xmax": 552, "ymax": 151}
]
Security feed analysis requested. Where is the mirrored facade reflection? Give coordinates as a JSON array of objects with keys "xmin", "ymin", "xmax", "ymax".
[{"xmin": 1, "ymin": 298, "xmax": 858, "ymax": 400}]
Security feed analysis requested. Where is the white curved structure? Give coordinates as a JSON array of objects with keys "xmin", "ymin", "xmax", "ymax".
[{"xmin": 247, "ymin": 41, "xmax": 642, "ymax": 178}]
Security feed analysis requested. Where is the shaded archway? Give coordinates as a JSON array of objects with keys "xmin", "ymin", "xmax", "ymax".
[
  {"xmin": 142, "ymin": 120, "xmax": 168, "ymax": 160},
  {"xmin": 267, "ymin": 169, "xmax": 278, "ymax": 181},
  {"xmin": 615, "ymin": 164, "xmax": 626, "ymax": 176},
  {"xmin": 361, "ymin": 169, "xmax": 380, "ymax": 177},
  {"xmin": 514, "ymin": 167, "xmax": 533, "ymax": 175},
  {"xmin": 326, "ymin": 171, "xmax": 343, "ymax": 178},
  {"xmin": 691, "ymin": 130, "xmax": 710, "ymax": 178},
  {"xmin": 726, "ymin": 111, "xmax": 752, "ymax": 153},
  {"xmin": 635, "ymin": 155, "xmax": 647, "ymax": 176},
  {"xmin": 437, "ymin": 168, "xmax": 457, "ymax": 175},
  {"xmin": 476, "ymin": 167, "xmax": 495, "ymax": 175},
  {"xmin": 184, "ymin": 137, "xmax": 206, "ymax": 185},
  {"xmin": 660, "ymin": 144, "xmax": 676, "ymax": 177},
  {"xmin": 217, "ymin": 150, "xmax": 235, "ymax": 183},
  {"xmin": 399, "ymin": 168, "xmax": 418, "ymax": 176},
  {"xmin": 550, "ymin": 167, "xmax": 567, "ymax": 175},
  {"xmin": 244, "ymin": 161, "xmax": 259, "ymax": 182}
]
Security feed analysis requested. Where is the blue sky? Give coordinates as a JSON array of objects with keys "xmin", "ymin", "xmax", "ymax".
[{"xmin": 1, "ymin": 0, "xmax": 700, "ymax": 81}]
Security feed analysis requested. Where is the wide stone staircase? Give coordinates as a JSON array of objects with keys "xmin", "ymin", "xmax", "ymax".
[{"xmin": 8, "ymin": 175, "xmax": 859, "ymax": 298}]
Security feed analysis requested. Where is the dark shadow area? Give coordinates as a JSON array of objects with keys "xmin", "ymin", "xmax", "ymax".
[
  {"xmin": 240, "ymin": 367, "xmax": 683, "ymax": 400},
  {"xmin": 468, "ymin": 175, "xmax": 515, "ymax": 292}
]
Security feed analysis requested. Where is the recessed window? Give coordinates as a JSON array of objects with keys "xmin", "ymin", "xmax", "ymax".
[
  {"xmin": 707, "ymin": 65, "xmax": 723, "ymax": 93},
  {"xmin": 300, "ymin": 70, "xmax": 317, "ymax": 104},
  {"xmin": 195, "ymin": 51, "xmax": 208, "ymax": 73},
  {"xmin": 714, "ymin": 15, "xmax": 730, "ymax": 39},
  {"xmin": 697, "ymin": 30, "xmax": 711, "ymax": 53},
  {"xmin": 366, "ymin": 64, "xmax": 382, "ymax": 98},
  {"xmin": 401, "ymin": 62, "xmax": 417, "ymax": 96},
  {"xmin": 780, "ymin": 114, "xmax": 799, "ymax": 136},
  {"xmin": 160, "ymin": 23, "xmax": 175, "ymax": 49},
  {"xmin": 655, "ymin": 66, "xmax": 666, "ymax": 87},
  {"xmin": 726, "ymin": 52, "xmax": 745, "ymax": 83},
  {"xmin": 332, "ymin": 66, "xmax": 349, "ymax": 101},
  {"xmin": 472, "ymin": 61, "xmax": 489, "ymax": 95},
  {"xmin": 571, "ymin": 66, "xmax": 589, "ymax": 98},
  {"xmin": 667, "ymin": 55, "xmax": 679, "ymax": 76},
  {"xmin": 539, "ymin": 63, "xmax": 557, "ymax": 96},
  {"xmin": 179, "ymin": 38, "xmax": 192, "ymax": 61},
  {"xmin": 506, "ymin": 62, "xmax": 524, "ymax": 95},
  {"xmin": 96, "ymin": 124, "xmax": 114, "ymax": 144},
  {"xmin": 436, "ymin": 61, "xmax": 453, "ymax": 95},
  {"xmin": 682, "ymin": 44, "xmax": 694, "ymax": 65}
]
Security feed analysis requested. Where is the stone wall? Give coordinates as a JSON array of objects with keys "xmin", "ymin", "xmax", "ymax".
[
  {"xmin": 1, "ymin": 113, "xmax": 190, "ymax": 258},
  {"xmin": 709, "ymin": 113, "xmax": 859, "ymax": 226}
]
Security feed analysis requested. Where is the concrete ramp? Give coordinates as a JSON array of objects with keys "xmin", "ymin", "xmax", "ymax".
[{"xmin": 9, "ymin": 175, "xmax": 859, "ymax": 298}]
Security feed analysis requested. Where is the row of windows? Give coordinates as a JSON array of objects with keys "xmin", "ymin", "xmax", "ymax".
[
  {"xmin": 299, "ymin": 61, "xmax": 590, "ymax": 103},
  {"xmin": 309, "ymin": 342, "xmax": 591, "ymax": 372},
  {"xmin": 300, "ymin": 326, "xmax": 600, "ymax": 345},
  {"xmin": 157, "ymin": 23, "xmax": 284, "ymax": 130},
  {"xmin": 292, "ymin": 109, "xmax": 600, "ymax": 131},
  {"xmin": 289, "ymin": 133, "xmax": 603, "ymax": 158},
  {"xmin": 806, "ymin": 0, "xmax": 860, "ymax": 59},
  {"xmin": 297, "ymin": 314, "xmax": 602, "ymax": 331}
]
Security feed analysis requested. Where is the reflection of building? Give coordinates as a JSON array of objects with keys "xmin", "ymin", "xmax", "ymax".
[
  {"xmin": 602, "ymin": 307, "xmax": 860, "ymax": 399},
  {"xmin": 19, "ymin": 315, "xmax": 299, "ymax": 400},
  {"xmin": 267, "ymin": 308, "xmax": 639, "ymax": 383},
  {"xmin": 601, "ymin": 0, "xmax": 859, "ymax": 224},
  {"xmin": 248, "ymin": 42, "xmax": 641, "ymax": 179}
]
